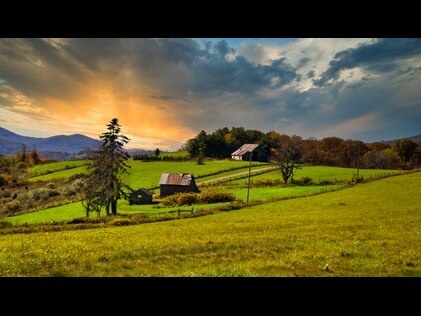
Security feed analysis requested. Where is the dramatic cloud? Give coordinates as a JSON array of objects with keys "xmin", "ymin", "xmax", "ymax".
[
  {"xmin": 314, "ymin": 38, "xmax": 421, "ymax": 86},
  {"xmin": 0, "ymin": 38, "xmax": 420, "ymax": 149}
]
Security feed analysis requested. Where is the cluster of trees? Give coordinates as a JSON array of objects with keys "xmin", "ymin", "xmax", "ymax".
[
  {"xmin": 0, "ymin": 145, "xmax": 43, "ymax": 188},
  {"xmin": 185, "ymin": 127, "xmax": 421, "ymax": 170},
  {"xmin": 185, "ymin": 127, "xmax": 270, "ymax": 162}
]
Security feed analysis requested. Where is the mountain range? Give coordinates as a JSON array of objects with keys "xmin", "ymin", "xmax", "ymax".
[
  {"xmin": 0, "ymin": 126, "xmax": 101, "ymax": 157},
  {"xmin": 0, "ymin": 126, "xmax": 153, "ymax": 160}
]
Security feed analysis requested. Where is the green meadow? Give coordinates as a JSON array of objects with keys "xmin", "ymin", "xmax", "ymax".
[
  {"xmin": 228, "ymin": 166, "xmax": 402, "ymax": 185},
  {"xmin": 28, "ymin": 159, "xmax": 266, "ymax": 187},
  {"xmin": 0, "ymin": 171, "xmax": 419, "ymax": 276},
  {"xmin": 12, "ymin": 162, "xmax": 402, "ymax": 225}
]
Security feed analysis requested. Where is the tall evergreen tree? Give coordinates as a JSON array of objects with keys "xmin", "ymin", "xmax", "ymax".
[{"xmin": 82, "ymin": 118, "xmax": 130, "ymax": 216}]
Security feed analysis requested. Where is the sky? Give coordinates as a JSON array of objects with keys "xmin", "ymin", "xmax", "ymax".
[{"xmin": 0, "ymin": 38, "xmax": 421, "ymax": 150}]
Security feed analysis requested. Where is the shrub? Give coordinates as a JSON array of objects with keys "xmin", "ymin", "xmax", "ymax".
[
  {"xmin": 0, "ymin": 175, "xmax": 7, "ymax": 187},
  {"xmin": 47, "ymin": 182, "xmax": 56, "ymax": 189},
  {"xmin": 0, "ymin": 220, "xmax": 13, "ymax": 229},
  {"xmin": 161, "ymin": 192, "xmax": 199, "ymax": 206},
  {"xmin": 199, "ymin": 191, "xmax": 235, "ymax": 204},
  {"xmin": 48, "ymin": 190, "xmax": 60, "ymax": 197},
  {"xmin": 319, "ymin": 180, "xmax": 335, "ymax": 185},
  {"xmin": 175, "ymin": 192, "xmax": 199, "ymax": 206},
  {"xmin": 109, "ymin": 218, "xmax": 132, "ymax": 226},
  {"xmin": 0, "ymin": 190, "xmax": 11, "ymax": 199},
  {"xmin": 161, "ymin": 194, "xmax": 179, "ymax": 206},
  {"xmin": 5, "ymin": 200, "xmax": 20, "ymax": 214},
  {"xmin": 69, "ymin": 173, "xmax": 85, "ymax": 181},
  {"xmin": 63, "ymin": 187, "xmax": 76, "ymax": 196},
  {"xmin": 292, "ymin": 177, "xmax": 312, "ymax": 185},
  {"xmin": 217, "ymin": 201, "xmax": 245, "ymax": 212},
  {"xmin": 30, "ymin": 188, "xmax": 51, "ymax": 201}
]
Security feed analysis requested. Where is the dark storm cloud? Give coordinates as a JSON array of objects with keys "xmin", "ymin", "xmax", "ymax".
[
  {"xmin": 0, "ymin": 38, "xmax": 91, "ymax": 101},
  {"xmin": 314, "ymin": 38, "xmax": 421, "ymax": 86},
  {"xmin": 131, "ymin": 39, "xmax": 298, "ymax": 97}
]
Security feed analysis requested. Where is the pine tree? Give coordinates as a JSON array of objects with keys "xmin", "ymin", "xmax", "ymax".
[{"xmin": 82, "ymin": 118, "xmax": 130, "ymax": 216}]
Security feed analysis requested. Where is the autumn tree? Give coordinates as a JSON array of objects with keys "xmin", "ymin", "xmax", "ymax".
[
  {"xmin": 30, "ymin": 149, "xmax": 40, "ymax": 165},
  {"xmin": 82, "ymin": 118, "xmax": 130, "ymax": 217},
  {"xmin": 393, "ymin": 139, "xmax": 419, "ymax": 165}
]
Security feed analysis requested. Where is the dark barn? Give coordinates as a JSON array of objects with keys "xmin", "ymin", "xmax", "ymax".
[
  {"xmin": 159, "ymin": 173, "xmax": 200, "ymax": 197},
  {"xmin": 129, "ymin": 188, "xmax": 154, "ymax": 205}
]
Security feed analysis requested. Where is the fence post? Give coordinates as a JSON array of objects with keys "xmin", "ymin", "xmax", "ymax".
[{"xmin": 177, "ymin": 209, "xmax": 180, "ymax": 217}]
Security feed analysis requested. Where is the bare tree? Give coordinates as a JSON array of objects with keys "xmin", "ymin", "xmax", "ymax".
[{"xmin": 270, "ymin": 140, "xmax": 301, "ymax": 184}]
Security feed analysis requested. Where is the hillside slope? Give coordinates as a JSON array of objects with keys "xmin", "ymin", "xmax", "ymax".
[{"xmin": 0, "ymin": 171, "xmax": 420, "ymax": 276}]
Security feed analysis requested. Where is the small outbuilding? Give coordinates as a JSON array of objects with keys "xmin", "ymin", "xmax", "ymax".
[
  {"xmin": 128, "ymin": 188, "xmax": 154, "ymax": 205},
  {"xmin": 159, "ymin": 173, "xmax": 200, "ymax": 197}
]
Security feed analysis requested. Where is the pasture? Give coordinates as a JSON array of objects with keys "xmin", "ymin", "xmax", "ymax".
[{"xmin": 0, "ymin": 171, "xmax": 419, "ymax": 276}]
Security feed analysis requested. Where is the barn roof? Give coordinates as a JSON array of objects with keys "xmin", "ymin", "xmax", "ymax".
[
  {"xmin": 160, "ymin": 173, "xmax": 195, "ymax": 186},
  {"xmin": 231, "ymin": 144, "xmax": 259, "ymax": 156},
  {"xmin": 133, "ymin": 188, "xmax": 154, "ymax": 196}
]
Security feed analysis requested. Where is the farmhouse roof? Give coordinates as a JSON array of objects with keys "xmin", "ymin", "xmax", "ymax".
[
  {"xmin": 231, "ymin": 144, "xmax": 259, "ymax": 156},
  {"xmin": 159, "ymin": 173, "xmax": 195, "ymax": 186}
]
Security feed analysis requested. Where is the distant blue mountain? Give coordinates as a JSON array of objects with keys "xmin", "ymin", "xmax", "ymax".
[{"xmin": 0, "ymin": 126, "xmax": 101, "ymax": 155}]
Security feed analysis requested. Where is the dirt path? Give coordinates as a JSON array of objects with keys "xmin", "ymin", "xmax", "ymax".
[{"xmin": 197, "ymin": 166, "xmax": 277, "ymax": 186}]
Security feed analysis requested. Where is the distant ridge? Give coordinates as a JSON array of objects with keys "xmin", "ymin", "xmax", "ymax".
[
  {"xmin": 381, "ymin": 134, "xmax": 421, "ymax": 145},
  {"xmin": 0, "ymin": 126, "xmax": 101, "ymax": 157}
]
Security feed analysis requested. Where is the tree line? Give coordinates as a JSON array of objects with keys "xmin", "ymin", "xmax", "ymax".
[{"xmin": 184, "ymin": 127, "xmax": 421, "ymax": 170}]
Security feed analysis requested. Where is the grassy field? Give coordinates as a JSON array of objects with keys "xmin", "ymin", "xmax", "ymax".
[
  {"xmin": 6, "ymin": 200, "xmax": 227, "ymax": 225},
  {"xmin": 27, "ymin": 159, "xmax": 265, "ymax": 186},
  {"xmin": 28, "ymin": 166, "xmax": 88, "ymax": 182},
  {"xmin": 0, "ymin": 171, "xmax": 419, "ymax": 276},
  {"xmin": 28, "ymin": 160, "xmax": 87, "ymax": 176},
  {"xmin": 7, "ymin": 183, "xmax": 342, "ymax": 225},
  {"xmin": 228, "ymin": 166, "xmax": 402, "ymax": 185},
  {"xmin": 225, "ymin": 184, "xmax": 343, "ymax": 202}
]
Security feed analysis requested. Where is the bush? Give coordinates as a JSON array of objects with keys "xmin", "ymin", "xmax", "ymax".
[
  {"xmin": 161, "ymin": 192, "xmax": 199, "ymax": 207},
  {"xmin": 5, "ymin": 200, "xmax": 20, "ymax": 214},
  {"xmin": 69, "ymin": 173, "xmax": 85, "ymax": 181},
  {"xmin": 0, "ymin": 220, "xmax": 13, "ymax": 229},
  {"xmin": 47, "ymin": 182, "xmax": 56, "ymax": 189},
  {"xmin": 63, "ymin": 187, "xmax": 76, "ymax": 196},
  {"xmin": 292, "ymin": 177, "xmax": 312, "ymax": 185},
  {"xmin": 48, "ymin": 190, "xmax": 60, "ymax": 197},
  {"xmin": 199, "ymin": 191, "xmax": 235, "ymax": 204},
  {"xmin": 109, "ymin": 218, "xmax": 132, "ymax": 226},
  {"xmin": 176, "ymin": 192, "xmax": 199, "ymax": 206},
  {"xmin": 30, "ymin": 188, "xmax": 51, "ymax": 201},
  {"xmin": 0, "ymin": 190, "xmax": 11, "ymax": 199},
  {"xmin": 0, "ymin": 175, "xmax": 7, "ymax": 187},
  {"xmin": 319, "ymin": 180, "xmax": 335, "ymax": 185}
]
